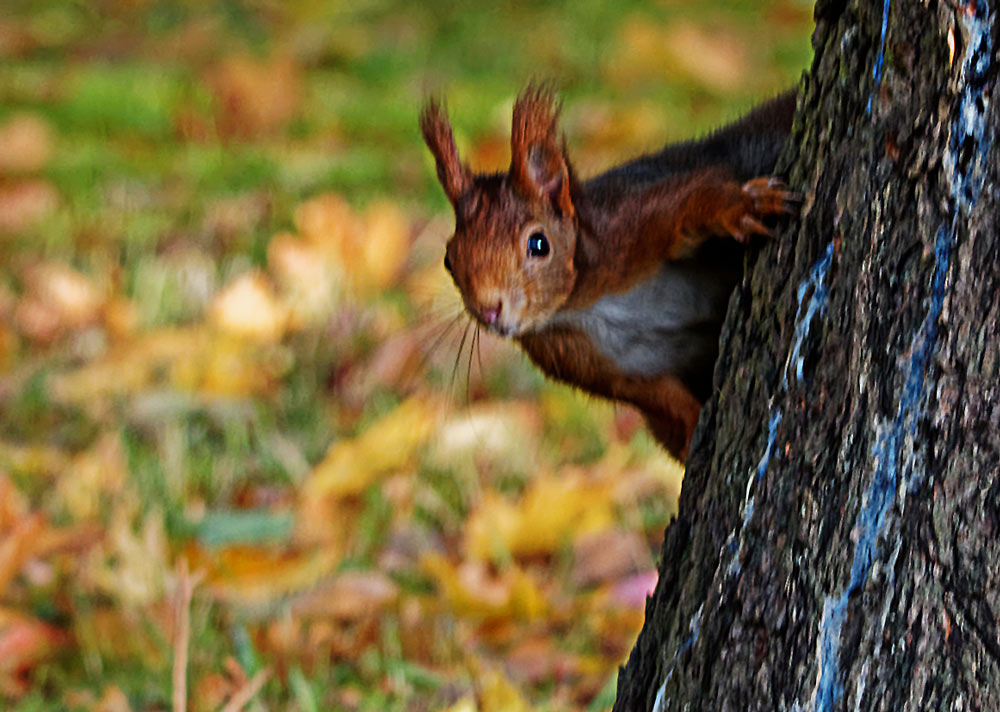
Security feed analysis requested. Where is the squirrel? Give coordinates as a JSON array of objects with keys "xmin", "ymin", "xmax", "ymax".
[{"xmin": 420, "ymin": 86, "xmax": 797, "ymax": 460}]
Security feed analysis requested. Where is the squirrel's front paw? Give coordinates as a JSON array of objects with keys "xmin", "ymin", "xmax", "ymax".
[{"xmin": 726, "ymin": 177, "xmax": 800, "ymax": 243}]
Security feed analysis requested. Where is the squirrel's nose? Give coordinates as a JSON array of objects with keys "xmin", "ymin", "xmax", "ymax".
[{"xmin": 481, "ymin": 301, "xmax": 502, "ymax": 326}]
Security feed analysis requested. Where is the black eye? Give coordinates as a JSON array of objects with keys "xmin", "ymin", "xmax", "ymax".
[
  {"xmin": 443, "ymin": 254, "xmax": 452, "ymax": 274},
  {"xmin": 526, "ymin": 231, "xmax": 549, "ymax": 258}
]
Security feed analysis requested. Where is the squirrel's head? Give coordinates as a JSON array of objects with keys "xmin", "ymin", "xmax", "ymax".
[{"xmin": 420, "ymin": 86, "xmax": 578, "ymax": 337}]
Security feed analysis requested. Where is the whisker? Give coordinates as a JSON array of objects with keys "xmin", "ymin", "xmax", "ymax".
[
  {"xmin": 416, "ymin": 311, "xmax": 465, "ymax": 376},
  {"xmin": 474, "ymin": 324, "xmax": 485, "ymax": 384},
  {"xmin": 449, "ymin": 319, "xmax": 472, "ymax": 402},
  {"xmin": 465, "ymin": 324, "xmax": 477, "ymax": 403}
]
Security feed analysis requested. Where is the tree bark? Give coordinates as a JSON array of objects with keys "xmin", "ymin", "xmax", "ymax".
[{"xmin": 614, "ymin": 0, "xmax": 1000, "ymax": 710}]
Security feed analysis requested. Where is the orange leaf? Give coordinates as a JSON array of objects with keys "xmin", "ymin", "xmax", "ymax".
[
  {"xmin": 0, "ymin": 113, "xmax": 54, "ymax": 174},
  {"xmin": 0, "ymin": 179, "xmax": 57, "ymax": 234},
  {"xmin": 186, "ymin": 544, "xmax": 340, "ymax": 608},
  {"xmin": 0, "ymin": 612, "xmax": 69, "ymax": 676},
  {"xmin": 0, "ymin": 513, "xmax": 45, "ymax": 597}
]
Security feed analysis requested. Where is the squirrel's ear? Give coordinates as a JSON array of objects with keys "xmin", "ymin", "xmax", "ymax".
[
  {"xmin": 420, "ymin": 98, "xmax": 473, "ymax": 210},
  {"xmin": 510, "ymin": 86, "xmax": 575, "ymax": 219}
]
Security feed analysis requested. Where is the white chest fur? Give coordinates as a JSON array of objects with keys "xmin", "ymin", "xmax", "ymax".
[{"xmin": 550, "ymin": 261, "xmax": 736, "ymax": 380}]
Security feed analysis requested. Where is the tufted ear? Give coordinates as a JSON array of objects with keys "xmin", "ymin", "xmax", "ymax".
[
  {"xmin": 420, "ymin": 98, "xmax": 473, "ymax": 210},
  {"xmin": 510, "ymin": 86, "xmax": 575, "ymax": 219}
]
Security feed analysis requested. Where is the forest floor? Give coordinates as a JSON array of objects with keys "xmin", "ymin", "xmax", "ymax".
[{"xmin": 0, "ymin": 1, "xmax": 810, "ymax": 710}]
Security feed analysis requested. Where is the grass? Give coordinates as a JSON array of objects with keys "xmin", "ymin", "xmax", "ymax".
[{"xmin": 0, "ymin": 1, "xmax": 812, "ymax": 710}]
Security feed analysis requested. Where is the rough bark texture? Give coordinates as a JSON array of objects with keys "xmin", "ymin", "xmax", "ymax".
[{"xmin": 614, "ymin": 0, "xmax": 1000, "ymax": 710}]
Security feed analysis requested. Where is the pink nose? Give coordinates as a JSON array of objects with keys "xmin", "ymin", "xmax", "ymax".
[{"xmin": 481, "ymin": 302, "xmax": 502, "ymax": 326}]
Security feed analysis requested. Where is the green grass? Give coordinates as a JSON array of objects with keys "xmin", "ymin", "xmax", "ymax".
[{"xmin": 0, "ymin": 1, "xmax": 811, "ymax": 709}]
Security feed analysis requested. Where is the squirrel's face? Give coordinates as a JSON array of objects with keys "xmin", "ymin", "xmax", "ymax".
[
  {"xmin": 444, "ymin": 176, "xmax": 577, "ymax": 336},
  {"xmin": 421, "ymin": 87, "xmax": 577, "ymax": 336}
]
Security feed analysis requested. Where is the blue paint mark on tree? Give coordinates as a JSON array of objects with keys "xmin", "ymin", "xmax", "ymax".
[
  {"xmin": 811, "ymin": 3, "xmax": 992, "ymax": 709},
  {"xmin": 867, "ymin": 0, "xmax": 893, "ymax": 114},
  {"xmin": 784, "ymin": 241, "xmax": 836, "ymax": 388}
]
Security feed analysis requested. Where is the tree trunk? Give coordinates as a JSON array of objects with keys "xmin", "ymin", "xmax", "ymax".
[{"xmin": 614, "ymin": 0, "xmax": 999, "ymax": 710}]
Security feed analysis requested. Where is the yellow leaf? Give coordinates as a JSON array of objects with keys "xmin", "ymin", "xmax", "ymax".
[
  {"xmin": 0, "ymin": 323, "xmax": 16, "ymax": 370},
  {"xmin": 465, "ymin": 469, "xmax": 615, "ymax": 561},
  {"xmin": 428, "ymin": 402, "xmax": 542, "ymax": 481},
  {"xmin": 478, "ymin": 667, "xmax": 531, "ymax": 712},
  {"xmin": 303, "ymin": 397, "xmax": 439, "ymax": 501},
  {"xmin": 294, "ymin": 192, "xmax": 358, "ymax": 258},
  {"xmin": 268, "ymin": 232, "xmax": 344, "ymax": 328},
  {"xmin": 0, "ymin": 441, "xmax": 70, "ymax": 479},
  {"xmin": 49, "ymin": 327, "xmax": 205, "ymax": 405},
  {"xmin": 210, "ymin": 271, "xmax": 288, "ymax": 343},
  {"xmin": 359, "ymin": 200, "xmax": 410, "ymax": 293},
  {"xmin": 55, "ymin": 432, "xmax": 128, "ymax": 521},
  {"xmin": 196, "ymin": 334, "xmax": 286, "ymax": 397},
  {"xmin": 435, "ymin": 696, "xmax": 477, "ymax": 712},
  {"xmin": 90, "ymin": 504, "xmax": 169, "ymax": 607},
  {"xmin": 187, "ymin": 544, "xmax": 340, "ymax": 608},
  {"xmin": 288, "ymin": 193, "xmax": 412, "ymax": 299},
  {"xmin": 421, "ymin": 553, "xmax": 546, "ymax": 623}
]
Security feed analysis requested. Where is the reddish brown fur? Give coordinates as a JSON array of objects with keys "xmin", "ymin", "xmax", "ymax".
[{"xmin": 421, "ymin": 86, "xmax": 796, "ymax": 460}]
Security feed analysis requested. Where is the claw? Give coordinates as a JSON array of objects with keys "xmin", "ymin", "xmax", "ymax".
[{"xmin": 740, "ymin": 214, "xmax": 773, "ymax": 238}]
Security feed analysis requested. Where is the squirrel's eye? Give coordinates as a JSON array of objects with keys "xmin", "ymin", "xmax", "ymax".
[
  {"xmin": 443, "ymin": 254, "xmax": 453, "ymax": 274},
  {"xmin": 526, "ymin": 231, "xmax": 550, "ymax": 258}
]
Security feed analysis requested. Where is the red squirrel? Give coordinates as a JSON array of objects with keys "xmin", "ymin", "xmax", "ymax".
[{"xmin": 421, "ymin": 86, "xmax": 796, "ymax": 460}]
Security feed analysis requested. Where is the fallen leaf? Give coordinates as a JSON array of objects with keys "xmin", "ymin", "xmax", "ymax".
[
  {"xmin": 0, "ymin": 513, "xmax": 45, "ymax": 597},
  {"xmin": 0, "ymin": 474, "xmax": 30, "ymax": 529},
  {"xmin": 464, "ymin": 468, "xmax": 615, "ymax": 562},
  {"xmin": 48, "ymin": 327, "xmax": 197, "ymax": 406},
  {"xmin": 302, "ymin": 396, "xmax": 439, "ymax": 502},
  {"xmin": 570, "ymin": 529, "xmax": 652, "ymax": 588},
  {"xmin": 195, "ymin": 334, "xmax": 288, "ymax": 397},
  {"xmin": 186, "ymin": 544, "xmax": 340, "ymax": 608},
  {"xmin": 605, "ymin": 15, "xmax": 749, "ymax": 93},
  {"xmin": 208, "ymin": 55, "xmax": 303, "ymax": 140},
  {"xmin": 0, "ymin": 113, "xmax": 54, "ymax": 174},
  {"xmin": 663, "ymin": 22, "xmax": 751, "ymax": 93},
  {"xmin": 93, "ymin": 685, "xmax": 133, "ymax": 712},
  {"xmin": 0, "ymin": 611, "xmax": 70, "ymax": 681},
  {"xmin": 504, "ymin": 637, "xmax": 602, "ymax": 686},
  {"xmin": 14, "ymin": 261, "xmax": 103, "ymax": 343},
  {"xmin": 74, "ymin": 605, "xmax": 167, "ymax": 668},
  {"xmin": 477, "ymin": 666, "xmax": 531, "ymax": 712},
  {"xmin": 55, "ymin": 432, "xmax": 128, "ymax": 521},
  {"xmin": 422, "ymin": 553, "xmax": 546, "ymax": 623},
  {"xmin": 290, "ymin": 193, "xmax": 412, "ymax": 299},
  {"xmin": 0, "ymin": 179, "xmax": 58, "ymax": 233},
  {"xmin": 203, "ymin": 191, "xmax": 270, "ymax": 242},
  {"xmin": 435, "ymin": 695, "xmax": 477, "ymax": 712},
  {"xmin": 291, "ymin": 570, "xmax": 398, "ymax": 620},
  {"xmin": 427, "ymin": 402, "xmax": 542, "ymax": 482},
  {"xmin": 90, "ymin": 505, "xmax": 169, "ymax": 607},
  {"xmin": 210, "ymin": 271, "xmax": 288, "ymax": 343},
  {"xmin": 267, "ymin": 232, "xmax": 344, "ymax": 329},
  {"xmin": 358, "ymin": 200, "xmax": 411, "ymax": 292}
]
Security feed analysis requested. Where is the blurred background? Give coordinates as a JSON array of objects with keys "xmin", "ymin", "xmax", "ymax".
[{"xmin": 0, "ymin": 1, "xmax": 812, "ymax": 710}]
